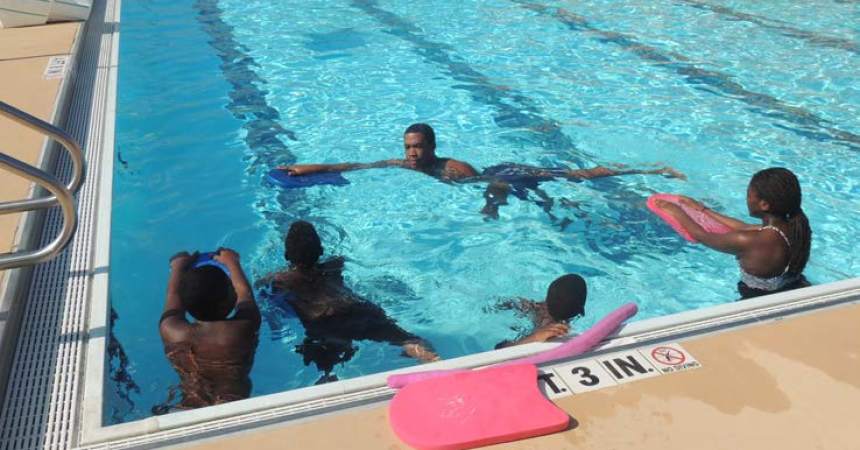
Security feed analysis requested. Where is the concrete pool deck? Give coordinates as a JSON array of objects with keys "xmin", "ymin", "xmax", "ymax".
[
  {"xmin": 181, "ymin": 298, "xmax": 860, "ymax": 450},
  {"xmin": 0, "ymin": 21, "xmax": 80, "ymax": 256}
]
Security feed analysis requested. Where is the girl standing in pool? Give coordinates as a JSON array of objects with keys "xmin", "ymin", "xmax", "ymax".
[{"xmin": 654, "ymin": 167, "xmax": 812, "ymax": 299}]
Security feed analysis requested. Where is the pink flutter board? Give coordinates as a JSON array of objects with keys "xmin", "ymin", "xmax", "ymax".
[
  {"xmin": 387, "ymin": 304, "xmax": 637, "ymax": 449},
  {"xmin": 647, "ymin": 194, "xmax": 731, "ymax": 242},
  {"xmin": 387, "ymin": 303, "xmax": 638, "ymax": 389},
  {"xmin": 388, "ymin": 364, "xmax": 569, "ymax": 450}
]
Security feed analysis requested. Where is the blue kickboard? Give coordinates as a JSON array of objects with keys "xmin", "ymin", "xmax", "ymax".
[
  {"xmin": 267, "ymin": 169, "xmax": 350, "ymax": 188},
  {"xmin": 193, "ymin": 251, "xmax": 231, "ymax": 276}
]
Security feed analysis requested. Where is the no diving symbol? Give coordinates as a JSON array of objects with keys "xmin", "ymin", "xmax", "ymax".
[{"xmin": 651, "ymin": 346, "xmax": 686, "ymax": 365}]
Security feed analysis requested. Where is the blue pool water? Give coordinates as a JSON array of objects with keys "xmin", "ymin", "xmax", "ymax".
[{"xmin": 109, "ymin": 0, "xmax": 860, "ymax": 423}]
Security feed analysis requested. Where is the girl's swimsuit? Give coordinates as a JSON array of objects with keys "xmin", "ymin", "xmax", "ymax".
[{"xmin": 737, "ymin": 225, "xmax": 807, "ymax": 299}]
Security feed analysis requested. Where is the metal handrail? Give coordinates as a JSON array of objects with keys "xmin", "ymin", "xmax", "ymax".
[
  {"xmin": 0, "ymin": 154, "xmax": 77, "ymax": 270},
  {"xmin": 0, "ymin": 100, "xmax": 85, "ymax": 212},
  {"xmin": 0, "ymin": 100, "xmax": 84, "ymax": 270}
]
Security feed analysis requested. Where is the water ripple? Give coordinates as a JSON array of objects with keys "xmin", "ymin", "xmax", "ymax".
[{"xmin": 516, "ymin": 1, "xmax": 860, "ymax": 152}]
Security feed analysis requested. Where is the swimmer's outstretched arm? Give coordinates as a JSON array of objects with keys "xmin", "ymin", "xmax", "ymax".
[
  {"xmin": 278, "ymin": 159, "xmax": 405, "ymax": 176},
  {"xmin": 655, "ymin": 200, "xmax": 755, "ymax": 255},
  {"xmin": 675, "ymin": 196, "xmax": 758, "ymax": 231},
  {"xmin": 402, "ymin": 341, "xmax": 440, "ymax": 363},
  {"xmin": 253, "ymin": 266, "xmax": 299, "ymax": 290},
  {"xmin": 496, "ymin": 322, "xmax": 570, "ymax": 349}
]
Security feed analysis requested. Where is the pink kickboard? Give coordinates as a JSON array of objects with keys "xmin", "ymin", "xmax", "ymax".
[
  {"xmin": 389, "ymin": 364, "xmax": 568, "ymax": 450},
  {"xmin": 388, "ymin": 303, "xmax": 638, "ymax": 389},
  {"xmin": 647, "ymin": 193, "xmax": 731, "ymax": 242}
]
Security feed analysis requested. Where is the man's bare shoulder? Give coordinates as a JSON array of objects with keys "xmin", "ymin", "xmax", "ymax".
[
  {"xmin": 271, "ymin": 269, "xmax": 300, "ymax": 289},
  {"xmin": 442, "ymin": 158, "xmax": 479, "ymax": 179},
  {"xmin": 320, "ymin": 256, "xmax": 345, "ymax": 272},
  {"xmin": 159, "ymin": 316, "xmax": 193, "ymax": 345}
]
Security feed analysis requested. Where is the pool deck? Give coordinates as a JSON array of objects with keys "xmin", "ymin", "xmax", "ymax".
[
  {"xmin": 0, "ymin": 21, "xmax": 82, "ymax": 412},
  {"xmin": 181, "ymin": 299, "xmax": 860, "ymax": 450},
  {"xmin": 0, "ymin": 21, "xmax": 81, "ymax": 270}
]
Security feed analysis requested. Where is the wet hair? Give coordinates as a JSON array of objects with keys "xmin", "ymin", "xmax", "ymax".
[
  {"xmin": 749, "ymin": 167, "xmax": 811, "ymax": 275},
  {"xmin": 285, "ymin": 220, "xmax": 323, "ymax": 269},
  {"xmin": 179, "ymin": 265, "xmax": 236, "ymax": 321},
  {"xmin": 545, "ymin": 274, "xmax": 587, "ymax": 322},
  {"xmin": 404, "ymin": 123, "xmax": 436, "ymax": 149}
]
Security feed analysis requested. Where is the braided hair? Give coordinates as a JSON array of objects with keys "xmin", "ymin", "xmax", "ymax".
[{"xmin": 749, "ymin": 168, "xmax": 811, "ymax": 275}]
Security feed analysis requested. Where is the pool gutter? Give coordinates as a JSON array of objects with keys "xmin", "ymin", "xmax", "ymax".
[{"xmin": 79, "ymin": 0, "xmax": 119, "ymax": 443}]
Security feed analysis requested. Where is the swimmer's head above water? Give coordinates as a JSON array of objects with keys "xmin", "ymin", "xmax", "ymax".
[
  {"xmin": 403, "ymin": 123, "xmax": 437, "ymax": 170},
  {"xmin": 746, "ymin": 167, "xmax": 811, "ymax": 275},
  {"xmin": 746, "ymin": 167, "xmax": 802, "ymax": 219},
  {"xmin": 285, "ymin": 220, "xmax": 323, "ymax": 270},
  {"xmin": 179, "ymin": 265, "xmax": 237, "ymax": 321},
  {"xmin": 546, "ymin": 274, "xmax": 587, "ymax": 322}
]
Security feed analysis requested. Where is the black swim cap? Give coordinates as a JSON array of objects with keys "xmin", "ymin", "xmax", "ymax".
[{"xmin": 546, "ymin": 274, "xmax": 587, "ymax": 321}]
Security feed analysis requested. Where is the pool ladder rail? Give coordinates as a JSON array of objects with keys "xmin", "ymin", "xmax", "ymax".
[{"xmin": 0, "ymin": 100, "xmax": 84, "ymax": 270}]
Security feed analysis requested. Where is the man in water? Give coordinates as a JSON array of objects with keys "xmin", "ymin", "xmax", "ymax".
[
  {"xmin": 492, "ymin": 274, "xmax": 587, "ymax": 349},
  {"xmin": 158, "ymin": 249, "xmax": 260, "ymax": 412},
  {"xmin": 260, "ymin": 221, "xmax": 438, "ymax": 382},
  {"xmin": 279, "ymin": 123, "xmax": 685, "ymax": 218}
]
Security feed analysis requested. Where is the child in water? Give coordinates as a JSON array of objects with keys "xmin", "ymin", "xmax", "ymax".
[
  {"xmin": 494, "ymin": 274, "xmax": 587, "ymax": 349},
  {"xmin": 654, "ymin": 167, "xmax": 811, "ymax": 299}
]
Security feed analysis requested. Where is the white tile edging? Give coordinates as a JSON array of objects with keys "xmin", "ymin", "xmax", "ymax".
[
  {"xmin": 615, "ymin": 276, "xmax": 860, "ymax": 340},
  {"xmin": 77, "ymin": 0, "xmax": 122, "ymax": 445}
]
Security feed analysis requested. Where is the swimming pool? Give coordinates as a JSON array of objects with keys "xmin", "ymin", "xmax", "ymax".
[{"xmin": 109, "ymin": 0, "xmax": 860, "ymax": 423}]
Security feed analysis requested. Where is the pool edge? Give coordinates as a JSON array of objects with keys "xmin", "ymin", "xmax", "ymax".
[{"xmin": 78, "ymin": 275, "xmax": 860, "ymax": 446}]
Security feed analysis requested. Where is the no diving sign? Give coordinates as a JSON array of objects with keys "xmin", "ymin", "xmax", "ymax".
[
  {"xmin": 536, "ymin": 342, "xmax": 701, "ymax": 400},
  {"xmin": 642, "ymin": 343, "xmax": 701, "ymax": 374},
  {"xmin": 652, "ymin": 347, "xmax": 685, "ymax": 365}
]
